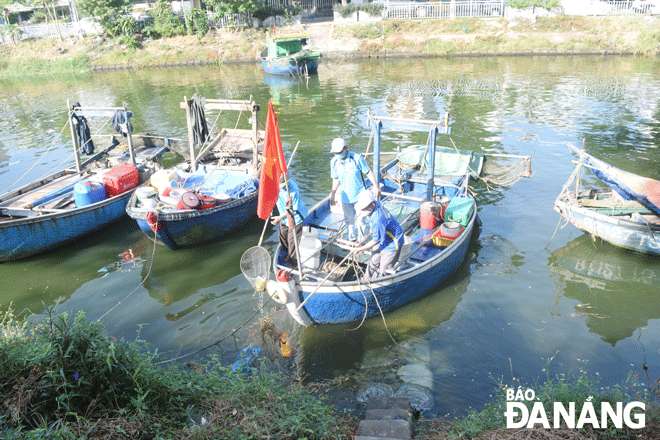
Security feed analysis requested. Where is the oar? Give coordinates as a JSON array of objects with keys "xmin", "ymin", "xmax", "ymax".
[{"xmin": 25, "ymin": 181, "xmax": 79, "ymax": 209}]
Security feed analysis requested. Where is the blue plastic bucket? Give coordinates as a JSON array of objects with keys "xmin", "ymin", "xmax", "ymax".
[{"xmin": 74, "ymin": 180, "xmax": 106, "ymax": 207}]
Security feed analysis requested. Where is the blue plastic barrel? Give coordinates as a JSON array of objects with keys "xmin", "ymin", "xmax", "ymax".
[{"xmin": 74, "ymin": 180, "xmax": 106, "ymax": 207}]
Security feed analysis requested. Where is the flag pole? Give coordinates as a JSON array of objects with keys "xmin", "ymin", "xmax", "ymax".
[
  {"xmin": 282, "ymin": 172, "xmax": 303, "ymax": 276},
  {"xmin": 257, "ymin": 140, "xmax": 301, "ymax": 248}
]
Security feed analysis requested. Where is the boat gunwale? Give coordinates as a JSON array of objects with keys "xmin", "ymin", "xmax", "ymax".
[
  {"xmin": 275, "ymin": 189, "xmax": 477, "ymax": 292},
  {"xmin": 126, "ymin": 188, "xmax": 258, "ymax": 221},
  {"xmin": 555, "ymin": 193, "xmax": 660, "ymax": 234}
]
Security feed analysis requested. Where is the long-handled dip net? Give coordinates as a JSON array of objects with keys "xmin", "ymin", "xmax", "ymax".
[{"xmin": 240, "ymin": 246, "xmax": 272, "ymax": 291}]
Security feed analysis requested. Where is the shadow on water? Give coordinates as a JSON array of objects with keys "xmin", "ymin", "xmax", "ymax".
[
  {"xmin": 0, "ymin": 217, "xmax": 145, "ymax": 315},
  {"xmin": 277, "ymin": 225, "xmax": 483, "ymax": 416},
  {"xmin": 548, "ymin": 235, "xmax": 660, "ymax": 346}
]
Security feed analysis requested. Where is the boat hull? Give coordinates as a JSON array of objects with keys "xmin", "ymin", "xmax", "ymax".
[
  {"xmin": 260, "ymin": 57, "xmax": 319, "ymax": 76},
  {"xmin": 281, "ymin": 201, "xmax": 475, "ymax": 325},
  {"xmin": 555, "ymin": 197, "xmax": 660, "ymax": 256},
  {"xmin": 128, "ymin": 191, "xmax": 258, "ymax": 250},
  {"xmin": 0, "ymin": 192, "xmax": 132, "ymax": 262}
]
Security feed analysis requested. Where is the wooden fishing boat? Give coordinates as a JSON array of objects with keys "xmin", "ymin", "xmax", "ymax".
[
  {"xmin": 268, "ymin": 114, "xmax": 480, "ymax": 326},
  {"xmin": 554, "ymin": 143, "xmax": 660, "ymax": 256},
  {"xmin": 260, "ymin": 33, "xmax": 321, "ymax": 76},
  {"xmin": 126, "ymin": 97, "xmax": 263, "ymax": 250},
  {"xmin": 0, "ymin": 102, "xmax": 174, "ymax": 262}
]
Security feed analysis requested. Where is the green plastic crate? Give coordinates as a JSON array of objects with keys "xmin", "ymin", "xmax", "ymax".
[{"xmin": 444, "ymin": 197, "xmax": 474, "ymax": 226}]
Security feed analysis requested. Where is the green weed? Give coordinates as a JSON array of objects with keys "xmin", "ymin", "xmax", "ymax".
[{"xmin": 0, "ymin": 307, "xmax": 356, "ymax": 439}]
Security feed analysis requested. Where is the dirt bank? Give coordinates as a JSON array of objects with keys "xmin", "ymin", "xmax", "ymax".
[{"xmin": 1, "ymin": 15, "xmax": 659, "ymax": 74}]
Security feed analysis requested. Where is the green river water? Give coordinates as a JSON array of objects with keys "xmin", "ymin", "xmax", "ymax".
[{"xmin": 1, "ymin": 54, "xmax": 659, "ymax": 416}]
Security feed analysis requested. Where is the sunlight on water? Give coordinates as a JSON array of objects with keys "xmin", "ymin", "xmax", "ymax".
[{"xmin": 1, "ymin": 55, "xmax": 660, "ymax": 416}]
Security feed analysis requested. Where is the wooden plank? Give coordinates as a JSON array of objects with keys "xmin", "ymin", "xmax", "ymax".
[
  {"xmin": 381, "ymin": 192, "xmax": 425, "ymax": 203},
  {"xmin": 5, "ymin": 174, "xmax": 81, "ymax": 208},
  {"xmin": 179, "ymin": 99, "xmax": 254, "ymax": 113}
]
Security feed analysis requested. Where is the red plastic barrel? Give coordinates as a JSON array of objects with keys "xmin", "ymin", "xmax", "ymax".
[{"xmin": 419, "ymin": 201, "xmax": 442, "ymax": 230}]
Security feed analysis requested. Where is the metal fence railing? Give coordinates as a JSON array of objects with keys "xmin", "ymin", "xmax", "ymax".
[
  {"xmin": 13, "ymin": 22, "xmax": 80, "ymax": 40},
  {"xmin": 265, "ymin": 0, "xmax": 335, "ymax": 17},
  {"xmin": 209, "ymin": 13, "xmax": 249, "ymax": 28},
  {"xmin": 385, "ymin": 1, "xmax": 505, "ymax": 19},
  {"xmin": 600, "ymin": 1, "xmax": 655, "ymax": 15}
]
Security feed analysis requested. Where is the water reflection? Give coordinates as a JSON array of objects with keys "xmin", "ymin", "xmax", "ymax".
[
  {"xmin": 269, "ymin": 228, "xmax": 483, "ymax": 416},
  {"xmin": 1, "ymin": 218, "xmax": 143, "ymax": 315},
  {"xmin": 549, "ymin": 235, "xmax": 660, "ymax": 346},
  {"xmin": 2, "ymin": 55, "xmax": 660, "ymax": 416}
]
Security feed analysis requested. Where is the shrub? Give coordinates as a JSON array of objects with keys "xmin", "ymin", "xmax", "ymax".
[
  {"xmin": 118, "ymin": 34, "xmax": 141, "ymax": 49},
  {"xmin": 334, "ymin": 3, "xmax": 358, "ymax": 18},
  {"xmin": 107, "ymin": 15, "xmax": 137, "ymax": 37},
  {"xmin": 0, "ymin": 307, "xmax": 356, "ymax": 438},
  {"xmin": 509, "ymin": 0, "xmax": 562, "ymax": 10},
  {"xmin": 142, "ymin": 0, "xmax": 185, "ymax": 38},
  {"xmin": 360, "ymin": 3, "xmax": 384, "ymax": 17},
  {"xmin": 185, "ymin": 8, "xmax": 209, "ymax": 38}
]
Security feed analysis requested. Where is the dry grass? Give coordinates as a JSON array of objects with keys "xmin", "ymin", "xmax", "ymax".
[{"xmin": 1, "ymin": 15, "xmax": 659, "ymax": 75}]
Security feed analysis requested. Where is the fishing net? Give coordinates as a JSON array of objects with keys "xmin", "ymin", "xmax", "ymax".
[
  {"xmin": 481, "ymin": 154, "xmax": 533, "ymax": 187},
  {"xmin": 240, "ymin": 246, "xmax": 271, "ymax": 291}
]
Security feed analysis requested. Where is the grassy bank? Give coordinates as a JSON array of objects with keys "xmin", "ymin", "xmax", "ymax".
[
  {"xmin": 2, "ymin": 309, "xmax": 660, "ymax": 439},
  {"xmin": 0, "ymin": 307, "xmax": 356, "ymax": 439},
  {"xmin": 416, "ymin": 364, "xmax": 660, "ymax": 440},
  {"xmin": 0, "ymin": 15, "xmax": 659, "ymax": 79}
]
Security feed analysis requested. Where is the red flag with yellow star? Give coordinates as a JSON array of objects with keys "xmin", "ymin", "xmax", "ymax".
[{"xmin": 257, "ymin": 101, "xmax": 287, "ymax": 220}]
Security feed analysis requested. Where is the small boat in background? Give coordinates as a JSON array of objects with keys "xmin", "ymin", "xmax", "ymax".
[
  {"xmin": 0, "ymin": 102, "xmax": 174, "ymax": 262},
  {"xmin": 260, "ymin": 33, "xmax": 321, "ymax": 76},
  {"xmin": 554, "ymin": 143, "xmax": 660, "ymax": 256},
  {"xmin": 126, "ymin": 97, "xmax": 263, "ymax": 250}
]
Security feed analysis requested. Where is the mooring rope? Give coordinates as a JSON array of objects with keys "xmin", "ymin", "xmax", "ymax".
[
  {"xmin": 96, "ymin": 210, "xmax": 160, "ymax": 323},
  {"xmin": 345, "ymin": 256, "xmax": 428, "ymax": 364},
  {"xmin": 155, "ymin": 293, "xmax": 273, "ymax": 365}
]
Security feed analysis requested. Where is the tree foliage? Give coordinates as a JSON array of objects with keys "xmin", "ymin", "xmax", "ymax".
[
  {"xmin": 77, "ymin": 0, "xmax": 131, "ymax": 30},
  {"xmin": 141, "ymin": 0, "xmax": 185, "ymax": 38},
  {"xmin": 207, "ymin": 0, "xmax": 263, "ymax": 22}
]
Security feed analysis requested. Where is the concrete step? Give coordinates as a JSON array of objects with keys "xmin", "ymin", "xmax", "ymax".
[
  {"xmin": 357, "ymin": 419, "xmax": 412, "ymax": 440},
  {"xmin": 355, "ymin": 437, "xmax": 403, "ymax": 440},
  {"xmin": 365, "ymin": 408, "xmax": 411, "ymax": 421},
  {"xmin": 367, "ymin": 396, "xmax": 412, "ymax": 412}
]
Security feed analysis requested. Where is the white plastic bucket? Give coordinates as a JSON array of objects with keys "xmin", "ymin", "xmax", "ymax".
[
  {"xmin": 330, "ymin": 188, "xmax": 343, "ymax": 215},
  {"xmin": 141, "ymin": 198, "xmax": 157, "ymax": 210},
  {"xmin": 299, "ymin": 237, "xmax": 322, "ymax": 270},
  {"xmin": 136, "ymin": 186, "xmax": 157, "ymax": 202}
]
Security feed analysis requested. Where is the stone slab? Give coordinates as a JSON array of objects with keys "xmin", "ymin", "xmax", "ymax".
[
  {"xmin": 365, "ymin": 408, "xmax": 410, "ymax": 421},
  {"xmin": 355, "ymin": 437, "xmax": 402, "ymax": 440},
  {"xmin": 366, "ymin": 397, "xmax": 412, "ymax": 412},
  {"xmin": 357, "ymin": 420, "xmax": 411, "ymax": 440}
]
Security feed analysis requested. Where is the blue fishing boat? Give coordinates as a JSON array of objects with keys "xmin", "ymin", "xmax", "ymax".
[
  {"xmin": 126, "ymin": 97, "xmax": 263, "ymax": 250},
  {"xmin": 554, "ymin": 143, "xmax": 660, "ymax": 256},
  {"xmin": 260, "ymin": 33, "xmax": 320, "ymax": 76},
  {"xmin": 267, "ymin": 114, "xmax": 480, "ymax": 325},
  {"xmin": 0, "ymin": 102, "xmax": 174, "ymax": 262}
]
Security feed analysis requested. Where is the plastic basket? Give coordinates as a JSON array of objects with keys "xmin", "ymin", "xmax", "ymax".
[{"xmin": 445, "ymin": 196, "xmax": 474, "ymax": 227}]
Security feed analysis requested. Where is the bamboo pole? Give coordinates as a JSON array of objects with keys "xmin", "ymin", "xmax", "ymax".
[{"xmin": 257, "ymin": 141, "xmax": 301, "ymax": 248}]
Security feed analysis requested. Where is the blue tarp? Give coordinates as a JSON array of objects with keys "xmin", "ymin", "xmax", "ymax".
[
  {"xmin": 226, "ymin": 179, "xmax": 259, "ymax": 199},
  {"xmin": 231, "ymin": 346, "xmax": 261, "ymax": 373}
]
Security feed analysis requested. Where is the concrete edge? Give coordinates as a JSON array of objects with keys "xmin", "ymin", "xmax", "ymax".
[{"xmin": 89, "ymin": 49, "xmax": 637, "ymax": 71}]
